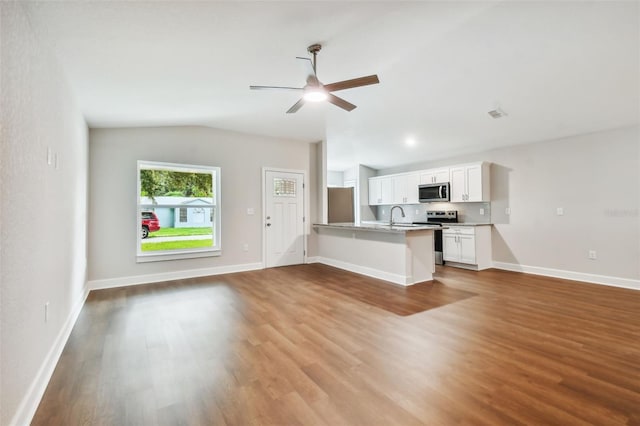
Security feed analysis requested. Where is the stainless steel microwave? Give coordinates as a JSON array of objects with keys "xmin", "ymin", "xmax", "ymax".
[{"xmin": 419, "ymin": 183, "xmax": 449, "ymax": 203}]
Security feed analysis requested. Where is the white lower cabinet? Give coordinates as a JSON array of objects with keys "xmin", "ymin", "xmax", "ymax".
[{"xmin": 442, "ymin": 225, "xmax": 492, "ymax": 270}]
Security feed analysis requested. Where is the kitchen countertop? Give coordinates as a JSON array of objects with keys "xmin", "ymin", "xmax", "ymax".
[
  {"xmin": 444, "ymin": 223, "xmax": 493, "ymax": 226},
  {"xmin": 313, "ymin": 222, "xmax": 444, "ymax": 233}
]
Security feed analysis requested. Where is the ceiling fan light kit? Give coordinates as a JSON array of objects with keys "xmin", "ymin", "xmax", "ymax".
[
  {"xmin": 303, "ymin": 87, "xmax": 328, "ymax": 102},
  {"xmin": 250, "ymin": 43, "xmax": 379, "ymax": 113}
]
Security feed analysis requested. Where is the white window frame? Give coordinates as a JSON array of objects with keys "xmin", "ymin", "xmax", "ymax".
[{"xmin": 137, "ymin": 160, "xmax": 221, "ymax": 263}]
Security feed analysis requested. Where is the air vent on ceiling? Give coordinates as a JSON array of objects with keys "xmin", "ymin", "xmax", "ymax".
[{"xmin": 488, "ymin": 108, "xmax": 507, "ymax": 119}]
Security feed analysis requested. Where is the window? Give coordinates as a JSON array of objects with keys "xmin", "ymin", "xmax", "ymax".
[
  {"xmin": 273, "ymin": 177, "xmax": 297, "ymax": 196},
  {"xmin": 137, "ymin": 161, "xmax": 221, "ymax": 262}
]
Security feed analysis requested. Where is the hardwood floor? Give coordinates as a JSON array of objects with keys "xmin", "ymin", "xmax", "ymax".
[{"xmin": 33, "ymin": 264, "xmax": 640, "ymax": 425}]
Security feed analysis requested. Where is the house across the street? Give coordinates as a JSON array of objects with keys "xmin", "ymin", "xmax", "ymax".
[{"xmin": 140, "ymin": 196, "xmax": 214, "ymax": 228}]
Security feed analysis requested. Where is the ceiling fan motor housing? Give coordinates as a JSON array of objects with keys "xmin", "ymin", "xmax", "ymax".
[{"xmin": 307, "ymin": 44, "xmax": 322, "ymax": 54}]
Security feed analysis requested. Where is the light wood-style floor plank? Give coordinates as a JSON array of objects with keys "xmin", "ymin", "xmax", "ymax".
[{"xmin": 33, "ymin": 264, "xmax": 640, "ymax": 425}]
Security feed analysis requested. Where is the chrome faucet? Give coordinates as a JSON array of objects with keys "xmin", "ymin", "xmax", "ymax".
[{"xmin": 390, "ymin": 205, "xmax": 405, "ymax": 226}]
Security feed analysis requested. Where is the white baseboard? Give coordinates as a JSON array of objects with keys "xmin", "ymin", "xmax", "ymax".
[
  {"xmin": 10, "ymin": 286, "xmax": 90, "ymax": 426},
  {"xmin": 311, "ymin": 256, "xmax": 412, "ymax": 286},
  {"xmin": 305, "ymin": 256, "xmax": 320, "ymax": 264},
  {"xmin": 492, "ymin": 261, "xmax": 640, "ymax": 291},
  {"xmin": 87, "ymin": 262, "xmax": 264, "ymax": 290}
]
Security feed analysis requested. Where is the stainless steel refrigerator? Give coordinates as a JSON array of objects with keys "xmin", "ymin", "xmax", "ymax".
[{"xmin": 327, "ymin": 187, "xmax": 355, "ymax": 223}]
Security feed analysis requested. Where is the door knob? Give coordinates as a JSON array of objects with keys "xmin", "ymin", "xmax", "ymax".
[
  {"xmin": 266, "ymin": 223, "xmax": 271, "ymax": 227},
  {"xmin": 266, "ymin": 216, "xmax": 271, "ymax": 219}
]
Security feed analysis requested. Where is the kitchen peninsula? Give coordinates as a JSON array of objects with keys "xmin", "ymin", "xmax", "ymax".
[{"xmin": 312, "ymin": 223, "xmax": 441, "ymax": 286}]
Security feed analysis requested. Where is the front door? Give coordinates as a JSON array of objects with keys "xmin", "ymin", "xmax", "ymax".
[{"xmin": 264, "ymin": 170, "xmax": 304, "ymax": 267}]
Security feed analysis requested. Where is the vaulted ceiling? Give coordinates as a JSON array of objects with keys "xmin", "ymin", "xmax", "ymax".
[{"xmin": 24, "ymin": 1, "xmax": 639, "ymax": 171}]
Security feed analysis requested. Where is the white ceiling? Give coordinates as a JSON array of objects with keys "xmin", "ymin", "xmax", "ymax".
[{"xmin": 24, "ymin": 1, "xmax": 639, "ymax": 171}]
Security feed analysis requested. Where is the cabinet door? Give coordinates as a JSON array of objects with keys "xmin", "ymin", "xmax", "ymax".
[
  {"xmin": 379, "ymin": 177, "xmax": 393, "ymax": 205},
  {"xmin": 449, "ymin": 167, "xmax": 466, "ymax": 202},
  {"xmin": 459, "ymin": 235, "xmax": 476, "ymax": 264},
  {"xmin": 392, "ymin": 175, "xmax": 406, "ymax": 204},
  {"xmin": 405, "ymin": 173, "xmax": 419, "ymax": 204},
  {"xmin": 466, "ymin": 164, "xmax": 483, "ymax": 202},
  {"xmin": 433, "ymin": 169, "xmax": 450, "ymax": 183},
  {"xmin": 368, "ymin": 178, "xmax": 381, "ymax": 205},
  {"xmin": 419, "ymin": 172, "xmax": 434, "ymax": 185},
  {"xmin": 442, "ymin": 234, "xmax": 459, "ymax": 262}
]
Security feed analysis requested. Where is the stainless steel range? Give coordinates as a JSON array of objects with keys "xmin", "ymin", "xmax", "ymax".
[{"xmin": 413, "ymin": 210, "xmax": 458, "ymax": 265}]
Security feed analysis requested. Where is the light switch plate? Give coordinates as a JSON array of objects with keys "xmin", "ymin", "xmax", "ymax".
[
  {"xmin": 247, "ymin": 208, "xmax": 255, "ymax": 215},
  {"xmin": 557, "ymin": 207, "xmax": 564, "ymax": 216}
]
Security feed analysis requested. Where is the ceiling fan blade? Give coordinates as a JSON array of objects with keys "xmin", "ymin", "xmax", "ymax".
[
  {"xmin": 327, "ymin": 94, "xmax": 356, "ymax": 112},
  {"xmin": 324, "ymin": 75, "xmax": 380, "ymax": 92},
  {"xmin": 296, "ymin": 57, "xmax": 319, "ymax": 85},
  {"xmin": 250, "ymin": 85, "xmax": 304, "ymax": 91},
  {"xmin": 286, "ymin": 98, "xmax": 305, "ymax": 114}
]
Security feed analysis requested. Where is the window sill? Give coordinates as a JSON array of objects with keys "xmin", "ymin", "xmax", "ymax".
[{"xmin": 136, "ymin": 248, "xmax": 221, "ymax": 263}]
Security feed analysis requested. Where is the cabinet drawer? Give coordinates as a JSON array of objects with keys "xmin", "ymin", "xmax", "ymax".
[{"xmin": 443, "ymin": 226, "xmax": 475, "ymax": 236}]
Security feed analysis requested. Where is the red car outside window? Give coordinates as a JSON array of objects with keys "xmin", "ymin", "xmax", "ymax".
[{"xmin": 141, "ymin": 211, "xmax": 160, "ymax": 239}]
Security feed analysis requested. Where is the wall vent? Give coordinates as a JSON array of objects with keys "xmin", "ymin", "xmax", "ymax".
[{"xmin": 488, "ymin": 108, "xmax": 507, "ymax": 119}]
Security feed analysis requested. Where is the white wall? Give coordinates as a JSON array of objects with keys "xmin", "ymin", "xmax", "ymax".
[
  {"xmin": 1, "ymin": 3, "xmax": 89, "ymax": 424},
  {"xmin": 359, "ymin": 165, "xmax": 378, "ymax": 222},
  {"xmin": 378, "ymin": 126, "xmax": 640, "ymax": 284},
  {"xmin": 327, "ymin": 170, "xmax": 344, "ymax": 187},
  {"xmin": 88, "ymin": 126, "xmax": 313, "ymax": 285}
]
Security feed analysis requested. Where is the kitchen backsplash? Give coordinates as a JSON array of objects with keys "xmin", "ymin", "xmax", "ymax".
[{"xmin": 375, "ymin": 202, "xmax": 492, "ymax": 224}]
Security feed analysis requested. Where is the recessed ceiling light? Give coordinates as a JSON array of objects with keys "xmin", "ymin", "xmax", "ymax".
[
  {"xmin": 405, "ymin": 137, "xmax": 416, "ymax": 147},
  {"xmin": 488, "ymin": 107, "xmax": 507, "ymax": 119}
]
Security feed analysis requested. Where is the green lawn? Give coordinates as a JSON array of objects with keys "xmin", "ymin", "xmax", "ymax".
[
  {"xmin": 141, "ymin": 239, "xmax": 213, "ymax": 251},
  {"xmin": 148, "ymin": 227, "xmax": 212, "ymax": 238}
]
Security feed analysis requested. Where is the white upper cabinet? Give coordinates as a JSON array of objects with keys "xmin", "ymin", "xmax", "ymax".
[
  {"xmin": 419, "ymin": 168, "xmax": 449, "ymax": 184},
  {"xmin": 368, "ymin": 162, "xmax": 489, "ymax": 206},
  {"xmin": 368, "ymin": 176, "xmax": 393, "ymax": 205},
  {"xmin": 449, "ymin": 166, "xmax": 467, "ymax": 202},
  {"xmin": 449, "ymin": 162, "xmax": 490, "ymax": 202},
  {"xmin": 392, "ymin": 173, "xmax": 419, "ymax": 204}
]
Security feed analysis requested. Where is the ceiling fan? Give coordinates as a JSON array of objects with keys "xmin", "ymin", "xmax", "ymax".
[{"xmin": 250, "ymin": 44, "xmax": 380, "ymax": 114}]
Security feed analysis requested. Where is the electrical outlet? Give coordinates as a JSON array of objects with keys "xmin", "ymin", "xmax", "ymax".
[
  {"xmin": 479, "ymin": 208, "xmax": 485, "ymax": 215},
  {"xmin": 381, "ymin": 209, "xmax": 386, "ymax": 215},
  {"xmin": 556, "ymin": 207, "xmax": 564, "ymax": 216},
  {"xmin": 47, "ymin": 147, "xmax": 53, "ymax": 165},
  {"xmin": 243, "ymin": 243, "xmax": 249, "ymax": 252},
  {"xmin": 588, "ymin": 250, "xmax": 597, "ymax": 260},
  {"xmin": 44, "ymin": 302, "xmax": 50, "ymax": 322},
  {"xmin": 415, "ymin": 209, "xmax": 419, "ymax": 215},
  {"xmin": 505, "ymin": 207, "xmax": 511, "ymax": 215}
]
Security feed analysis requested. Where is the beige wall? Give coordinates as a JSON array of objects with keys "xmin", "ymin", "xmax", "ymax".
[
  {"xmin": 1, "ymin": 3, "xmax": 89, "ymax": 424},
  {"xmin": 379, "ymin": 126, "xmax": 640, "ymax": 282},
  {"xmin": 88, "ymin": 126, "xmax": 314, "ymax": 283}
]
